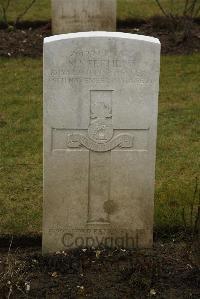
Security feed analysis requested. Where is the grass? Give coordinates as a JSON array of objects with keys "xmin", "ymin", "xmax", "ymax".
[
  {"xmin": 0, "ymin": 59, "xmax": 43, "ymax": 234},
  {"xmin": 0, "ymin": 0, "xmax": 190, "ymax": 23},
  {"xmin": 0, "ymin": 0, "xmax": 50, "ymax": 23},
  {"xmin": 0, "ymin": 54, "xmax": 199, "ymax": 235},
  {"xmin": 156, "ymin": 55, "xmax": 200, "ymax": 230},
  {"xmin": 118, "ymin": 0, "xmax": 188, "ymax": 20}
]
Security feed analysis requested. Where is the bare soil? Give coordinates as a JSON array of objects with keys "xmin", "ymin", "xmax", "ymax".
[
  {"xmin": 0, "ymin": 238, "xmax": 199, "ymax": 298},
  {"xmin": 0, "ymin": 17, "xmax": 200, "ymax": 57}
]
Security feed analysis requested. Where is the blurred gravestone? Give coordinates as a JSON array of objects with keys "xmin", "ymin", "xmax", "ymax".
[
  {"xmin": 51, "ymin": 0, "xmax": 116, "ymax": 34},
  {"xmin": 43, "ymin": 32, "xmax": 160, "ymax": 253}
]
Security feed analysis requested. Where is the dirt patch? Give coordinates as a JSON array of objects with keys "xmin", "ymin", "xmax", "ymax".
[
  {"xmin": 120, "ymin": 16, "xmax": 200, "ymax": 55},
  {"xmin": 0, "ymin": 241, "xmax": 199, "ymax": 298},
  {"xmin": 0, "ymin": 17, "xmax": 200, "ymax": 57},
  {"xmin": 0, "ymin": 23, "xmax": 50, "ymax": 58}
]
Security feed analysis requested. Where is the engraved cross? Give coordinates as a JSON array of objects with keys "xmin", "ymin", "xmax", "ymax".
[{"xmin": 52, "ymin": 90, "xmax": 148, "ymax": 225}]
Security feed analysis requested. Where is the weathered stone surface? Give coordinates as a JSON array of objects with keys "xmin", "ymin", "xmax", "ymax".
[
  {"xmin": 43, "ymin": 32, "xmax": 160, "ymax": 253},
  {"xmin": 51, "ymin": 0, "xmax": 116, "ymax": 34}
]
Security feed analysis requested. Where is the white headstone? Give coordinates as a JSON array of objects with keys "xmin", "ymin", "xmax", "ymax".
[
  {"xmin": 51, "ymin": 0, "xmax": 116, "ymax": 34},
  {"xmin": 43, "ymin": 32, "xmax": 160, "ymax": 253}
]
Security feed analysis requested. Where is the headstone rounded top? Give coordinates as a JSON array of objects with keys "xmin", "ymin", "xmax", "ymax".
[{"xmin": 44, "ymin": 32, "xmax": 160, "ymax": 45}]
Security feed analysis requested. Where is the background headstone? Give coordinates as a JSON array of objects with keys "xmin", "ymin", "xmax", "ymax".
[
  {"xmin": 43, "ymin": 32, "xmax": 160, "ymax": 253},
  {"xmin": 51, "ymin": 0, "xmax": 116, "ymax": 34}
]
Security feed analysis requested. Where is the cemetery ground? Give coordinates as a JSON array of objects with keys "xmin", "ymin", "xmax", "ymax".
[
  {"xmin": 0, "ymin": 2, "xmax": 200, "ymax": 298},
  {"xmin": 0, "ymin": 241, "xmax": 199, "ymax": 298}
]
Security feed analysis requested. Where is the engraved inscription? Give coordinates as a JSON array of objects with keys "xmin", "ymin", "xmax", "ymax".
[
  {"xmin": 67, "ymin": 133, "xmax": 133, "ymax": 152},
  {"xmin": 48, "ymin": 49, "xmax": 154, "ymax": 87}
]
